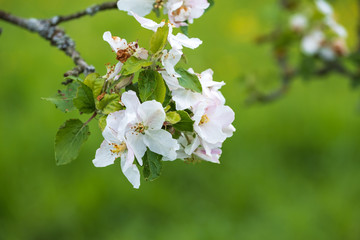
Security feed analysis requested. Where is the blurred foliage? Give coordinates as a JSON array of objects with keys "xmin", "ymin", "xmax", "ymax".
[{"xmin": 1, "ymin": 0, "xmax": 360, "ymax": 239}]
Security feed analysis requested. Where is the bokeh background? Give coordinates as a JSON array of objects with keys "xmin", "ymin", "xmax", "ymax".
[{"xmin": 1, "ymin": 0, "xmax": 360, "ymax": 239}]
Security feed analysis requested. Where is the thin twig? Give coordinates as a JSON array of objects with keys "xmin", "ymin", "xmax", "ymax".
[
  {"xmin": 50, "ymin": 2, "xmax": 117, "ymax": 25},
  {"xmin": 0, "ymin": 2, "xmax": 118, "ymax": 77}
]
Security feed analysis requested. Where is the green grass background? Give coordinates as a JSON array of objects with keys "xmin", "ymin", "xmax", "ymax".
[{"xmin": 1, "ymin": 0, "xmax": 360, "ymax": 239}]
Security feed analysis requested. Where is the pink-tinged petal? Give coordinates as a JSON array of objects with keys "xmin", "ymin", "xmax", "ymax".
[
  {"xmin": 125, "ymin": 132, "xmax": 146, "ymax": 165},
  {"xmin": 210, "ymin": 105, "xmax": 235, "ymax": 127},
  {"xmin": 143, "ymin": 129, "xmax": 180, "ymax": 160},
  {"xmin": 195, "ymin": 121, "xmax": 227, "ymax": 144},
  {"xmin": 194, "ymin": 147, "xmax": 221, "ymax": 164},
  {"xmin": 103, "ymin": 31, "xmax": 127, "ymax": 52},
  {"xmin": 122, "ymin": 90, "xmax": 140, "ymax": 113},
  {"xmin": 186, "ymin": 0, "xmax": 210, "ymax": 9},
  {"xmin": 138, "ymin": 101, "xmax": 165, "ymax": 129},
  {"xmin": 120, "ymin": 150, "xmax": 140, "ymax": 189},
  {"xmin": 93, "ymin": 140, "xmax": 119, "ymax": 167},
  {"xmin": 117, "ymin": 0, "xmax": 156, "ymax": 17},
  {"xmin": 130, "ymin": 11, "xmax": 165, "ymax": 31}
]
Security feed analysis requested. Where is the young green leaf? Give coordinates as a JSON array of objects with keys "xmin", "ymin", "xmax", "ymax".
[
  {"xmin": 176, "ymin": 67, "xmax": 202, "ymax": 93},
  {"xmin": 84, "ymin": 73, "xmax": 105, "ymax": 98},
  {"xmin": 121, "ymin": 57, "xmax": 153, "ymax": 76},
  {"xmin": 96, "ymin": 93, "xmax": 122, "ymax": 115},
  {"xmin": 138, "ymin": 69, "xmax": 166, "ymax": 103},
  {"xmin": 73, "ymin": 81, "xmax": 96, "ymax": 114},
  {"xmin": 166, "ymin": 111, "xmax": 181, "ymax": 124},
  {"xmin": 42, "ymin": 81, "xmax": 80, "ymax": 113},
  {"xmin": 180, "ymin": 25, "xmax": 189, "ymax": 36},
  {"xmin": 55, "ymin": 119, "xmax": 90, "ymax": 166},
  {"xmin": 143, "ymin": 150, "xmax": 162, "ymax": 181},
  {"xmin": 150, "ymin": 24, "xmax": 169, "ymax": 54},
  {"xmin": 173, "ymin": 110, "xmax": 194, "ymax": 132}
]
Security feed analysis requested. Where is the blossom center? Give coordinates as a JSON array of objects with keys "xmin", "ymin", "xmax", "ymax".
[
  {"xmin": 173, "ymin": 5, "xmax": 189, "ymax": 16},
  {"xmin": 110, "ymin": 142, "xmax": 127, "ymax": 155},
  {"xmin": 199, "ymin": 114, "xmax": 209, "ymax": 125},
  {"xmin": 131, "ymin": 122, "xmax": 147, "ymax": 135}
]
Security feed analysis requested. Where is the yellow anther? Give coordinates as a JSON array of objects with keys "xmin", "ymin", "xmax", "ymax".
[
  {"xmin": 110, "ymin": 142, "xmax": 127, "ymax": 154},
  {"xmin": 199, "ymin": 114, "xmax": 209, "ymax": 125}
]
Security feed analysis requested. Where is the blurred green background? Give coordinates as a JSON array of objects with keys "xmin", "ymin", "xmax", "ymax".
[{"xmin": 1, "ymin": 0, "xmax": 360, "ymax": 239}]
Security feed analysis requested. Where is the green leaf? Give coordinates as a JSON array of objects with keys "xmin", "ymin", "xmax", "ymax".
[
  {"xmin": 166, "ymin": 111, "xmax": 181, "ymax": 124},
  {"xmin": 73, "ymin": 81, "xmax": 96, "ymax": 114},
  {"xmin": 98, "ymin": 115, "xmax": 107, "ymax": 132},
  {"xmin": 299, "ymin": 55, "xmax": 316, "ymax": 80},
  {"xmin": 206, "ymin": 0, "xmax": 215, "ymax": 12},
  {"xmin": 55, "ymin": 119, "xmax": 90, "ymax": 166},
  {"xmin": 180, "ymin": 26, "xmax": 189, "ymax": 36},
  {"xmin": 138, "ymin": 69, "xmax": 166, "ymax": 103},
  {"xmin": 143, "ymin": 150, "xmax": 162, "ymax": 181},
  {"xmin": 173, "ymin": 110, "xmax": 194, "ymax": 132},
  {"xmin": 42, "ymin": 81, "xmax": 80, "ymax": 113},
  {"xmin": 83, "ymin": 73, "xmax": 105, "ymax": 98},
  {"xmin": 150, "ymin": 24, "xmax": 169, "ymax": 54},
  {"xmin": 121, "ymin": 57, "xmax": 153, "ymax": 76},
  {"xmin": 176, "ymin": 67, "xmax": 202, "ymax": 93},
  {"xmin": 96, "ymin": 93, "xmax": 122, "ymax": 115}
]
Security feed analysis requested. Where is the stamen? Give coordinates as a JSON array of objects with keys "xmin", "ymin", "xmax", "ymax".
[
  {"xmin": 110, "ymin": 142, "xmax": 127, "ymax": 155},
  {"xmin": 199, "ymin": 114, "xmax": 209, "ymax": 125}
]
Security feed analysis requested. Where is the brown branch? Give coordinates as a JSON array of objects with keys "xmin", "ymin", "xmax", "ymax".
[{"xmin": 0, "ymin": 2, "xmax": 118, "ymax": 77}]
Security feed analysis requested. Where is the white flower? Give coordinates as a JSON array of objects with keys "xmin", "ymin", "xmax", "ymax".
[
  {"xmin": 166, "ymin": 0, "xmax": 210, "ymax": 27},
  {"xmin": 315, "ymin": 0, "xmax": 333, "ymax": 16},
  {"xmin": 192, "ymin": 101, "xmax": 235, "ymax": 145},
  {"xmin": 172, "ymin": 68, "xmax": 225, "ymax": 110},
  {"xmin": 301, "ymin": 30, "xmax": 325, "ymax": 56},
  {"xmin": 93, "ymin": 111, "xmax": 141, "ymax": 189},
  {"xmin": 118, "ymin": 91, "xmax": 180, "ymax": 161},
  {"xmin": 117, "ymin": 0, "xmax": 156, "ymax": 17},
  {"xmin": 290, "ymin": 14, "xmax": 308, "ymax": 32},
  {"xmin": 131, "ymin": 12, "xmax": 202, "ymax": 50}
]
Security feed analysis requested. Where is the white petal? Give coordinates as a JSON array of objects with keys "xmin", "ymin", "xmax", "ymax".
[
  {"xmin": 131, "ymin": 11, "xmax": 165, "ymax": 32},
  {"xmin": 103, "ymin": 31, "xmax": 127, "ymax": 52},
  {"xmin": 172, "ymin": 89, "xmax": 203, "ymax": 110},
  {"xmin": 184, "ymin": 135, "xmax": 201, "ymax": 155},
  {"xmin": 122, "ymin": 90, "xmax": 140, "ymax": 113},
  {"xmin": 93, "ymin": 140, "xmax": 119, "ymax": 167},
  {"xmin": 117, "ymin": 0, "xmax": 156, "ymax": 17},
  {"xmin": 161, "ymin": 48, "xmax": 182, "ymax": 77},
  {"xmin": 315, "ymin": 0, "xmax": 333, "ymax": 16},
  {"xmin": 195, "ymin": 121, "xmax": 227, "ymax": 144},
  {"xmin": 138, "ymin": 101, "xmax": 165, "ymax": 129},
  {"xmin": 143, "ymin": 129, "xmax": 180, "ymax": 160},
  {"xmin": 301, "ymin": 31, "xmax": 324, "ymax": 55},
  {"xmin": 120, "ymin": 149, "xmax": 141, "ymax": 189},
  {"xmin": 125, "ymin": 132, "xmax": 146, "ymax": 165},
  {"xmin": 160, "ymin": 71, "xmax": 182, "ymax": 91},
  {"xmin": 169, "ymin": 33, "xmax": 202, "ymax": 50}
]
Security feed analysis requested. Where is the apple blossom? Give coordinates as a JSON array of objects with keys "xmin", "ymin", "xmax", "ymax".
[{"xmin": 166, "ymin": 0, "xmax": 210, "ymax": 27}]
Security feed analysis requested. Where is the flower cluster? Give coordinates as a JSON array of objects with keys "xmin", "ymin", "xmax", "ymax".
[
  {"xmin": 92, "ymin": 11, "xmax": 235, "ymax": 188},
  {"xmin": 289, "ymin": 0, "xmax": 348, "ymax": 61},
  {"xmin": 117, "ymin": 0, "xmax": 211, "ymax": 27}
]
